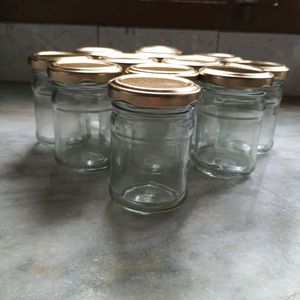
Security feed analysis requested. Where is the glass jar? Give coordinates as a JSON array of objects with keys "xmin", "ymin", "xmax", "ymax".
[
  {"xmin": 28, "ymin": 51, "xmax": 78, "ymax": 144},
  {"xmin": 162, "ymin": 56, "xmax": 222, "ymax": 146},
  {"xmin": 92, "ymin": 53, "xmax": 157, "ymax": 73},
  {"xmin": 48, "ymin": 56, "xmax": 122, "ymax": 171},
  {"xmin": 108, "ymin": 74, "xmax": 200, "ymax": 214},
  {"xmin": 136, "ymin": 45, "xmax": 182, "ymax": 61},
  {"xmin": 233, "ymin": 60, "xmax": 289, "ymax": 153},
  {"xmin": 193, "ymin": 65, "xmax": 273, "ymax": 179}
]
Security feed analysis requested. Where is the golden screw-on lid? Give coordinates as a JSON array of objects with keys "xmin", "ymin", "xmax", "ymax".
[
  {"xmin": 75, "ymin": 46, "xmax": 122, "ymax": 55},
  {"xmin": 93, "ymin": 53, "xmax": 158, "ymax": 70},
  {"xmin": 198, "ymin": 53, "xmax": 242, "ymax": 62},
  {"xmin": 108, "ymin": 74, "xmax": 200, "ymax": 108},
  {"xmin": 48, "ymin": 56, "xmax": 122, "ymax": 84},
  {"xmin": 137, "ymin": 45, "xmax": 182, "ymax": 55},
  {"xmin": 126, "ymin": 62, "xmax": 199, "ymax": 80},
  {"xmin": 163, "ymin": 55, "xmax": 222, "ymax": 68},
  {"xmin": 199, "ymin": 65, "xmax": 273, "ymax": 88},
  {"xmin": 231, "ymin": 60, "xmax": 289, "ymax": 80},
  {"xmin": 28, "ymin": 51, "xmax": 80, "ymax": 71}
]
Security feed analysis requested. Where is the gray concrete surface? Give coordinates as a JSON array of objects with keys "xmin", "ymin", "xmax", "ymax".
[{"xmin": 0, "ymin": 83, "xmax": 299, "ymax": 300}]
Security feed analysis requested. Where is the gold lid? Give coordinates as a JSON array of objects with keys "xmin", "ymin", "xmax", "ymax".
[
  {"xmin": 28, "ymin": 51, "xmax": 80, "ymax": 71},
  {"xmin": 163, "ymin": 55, "xmax": 222, "ymax": 68},
  {"xmin": 108, "ymin": 74, "xmax": 200, "ymax": 108},
  {"xmin": 197, "ymin": 53, "xmax": 242, "ymax": 62},
  {"xmin": 126, "ymin": 62, "xmax": 199, "ymax": 80},
  {"xmin": 231, "ymin": 60, "xmax": 289, "ymax": 80},
  {"xmin": 75, "ymin": 46, "xmax": 122, "ymax": 55},
  {"xmin": 94, "ymin": 53, "xmax": 157, "ymax": 69},
  {"xmin": 199, "ymin": 65, "xmax": 273, "ymax": 88},
  {"xmin": 136, "ymin": 45, "xmax": 182, "ymax": 55},
  {"xmin": 48, "ymin": 56, "xmax": 122, "ymax": 84}
]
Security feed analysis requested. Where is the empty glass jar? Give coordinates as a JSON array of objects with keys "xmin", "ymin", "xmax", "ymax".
[
  {"xmin": 48, "ymin": 57, "xmax": 122, "ymax": 171},
  {"xmin": 162, "ymin": 56, "xmax": 222, "ymax": 147},
  {"xmin": 28, "ymin": 51, "xmax": 77, "ymax": 144},
  {"xmin": 234, "ymin": 60, "xmax": 289, "ymax": 153},
  {"xmin": 193, "ymin": 65, "xmax": 273, "ymax": 179},
  {"xmin": 108, "ymin": 74, "xmax": 200, "ymax": 214}
]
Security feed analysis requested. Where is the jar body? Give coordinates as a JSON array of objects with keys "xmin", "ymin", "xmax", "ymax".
[
  {"xmin": 32, "ymin": 70, "xmax": 54, "ymax": 144},
  {"xmin": 192, "ymin": 82, "xmax": 265, "ymax": 179},
  {"xmin": 257, "ymin": 80, "xmax": 284, "ymax": 153},
  {"xmin": 110, "ymin": 103, "xmax": 194, "ymax": 214},
  {"xmin": 52, "ymin": 82, "xmax": 111, "ymax": 171}
]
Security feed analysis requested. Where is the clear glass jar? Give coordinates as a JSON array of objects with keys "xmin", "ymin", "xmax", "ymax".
[
  {"xmin": 32, "ymin": 70, "xmax": 54, "ymax": 143},
  {"xmin": 193, "ymin": 65, "xmax": 273, "ymax": 179},
  {"xmin": 162, "ymin": 56, "xmax": 222, "ymax": 147},
  {"xmin": 108, "ymin": 74, "xmax": 200, "ymax": 214},
  {"xmin": 233, "ymin": 60, "xmax": 289, "ymax": 153},
  {"xmin": 28, "ymin": 51, "xmax": 76, "ymax": 144},
  {"xmin": 258, "ymin": 80, "xmax": 284, "ymax": 152},
  {"xmin": 48, "ymin": 56, "xmax": 122, "ymax": 171}
]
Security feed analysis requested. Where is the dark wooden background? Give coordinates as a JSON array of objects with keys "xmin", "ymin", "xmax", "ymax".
[{"xmin": 0, "ymin": 0, "xmax": 299, "ymax": 33}]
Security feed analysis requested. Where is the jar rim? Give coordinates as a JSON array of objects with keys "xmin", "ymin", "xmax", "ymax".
[
  {"xmin": 48, "ymin": 56, "xmax": 122, "ymax": 84},
  {"xmin": 75, "ymin": 46, "xmax": 122, "ymax": 55},
  {"xmin": 126, "ymin": 62, "xmax": 199, "ymax": 80},
  {"xmin": 108, "ymin": 74, "xmax": 200, "ymax": 109},
  {"xmin": 197, "ymin": 52, "xmax": 242, "ymax": 62},
  {"xmin": 163, "ymin": 57, "xmax": 222, "ymax": 68},
  {"xmin": 230, "ymin": 60, "xmax": 289, "ymax": 80},
  {"xmin": 91, "ymin": 52, "xmax": 158, "ymax": 69},
  {"xmin": 28, "ymin": 51, "xmax": 81, "ymax": 71},
  {"xmin": 136, "ymin": 45, "xmax": 182, "ymax": 55},
  {"xmin": 199, "ymin": 64, "xmax": 273, "ymax": 88}
]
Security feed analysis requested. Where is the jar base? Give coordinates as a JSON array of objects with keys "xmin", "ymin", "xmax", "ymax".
[
  {"xmin": 55, "ymin": 155, "xmax": 109, "ymax": 172},
  {"xmin": 194, "ymin": 164, "xmax": 250, "ymax": 179},
  {"xmin": 192, "ymin": 145, "xmax": 254, "ymax": 179},
  {"xmin": 257, "ymin": 143, "xmax": 273, "ymax": 154},
  {"xmin": 36, "ymin": 133, "xmax": 55, "ymax": 145},
  {"xmin": 110, "ymin": 183, "xmax": 186, "ymax": 215}
]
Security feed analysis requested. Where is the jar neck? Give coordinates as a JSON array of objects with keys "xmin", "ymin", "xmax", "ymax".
[
  {"xmin": 201, "ymin": 81, "xmax": 266, "ymax": 97},
  {"xmin": 273, "ymin": 79, "xmax": 284, "ymax": 87},
  {"xmin": 33, "ymin": 69, "xmax": 48, "ymax": 78},
  {"xmin": 52, "ymin": 81, "xmax": 107, "ymax": 91},
  {"xmin": 113, "ymin": 101, "xmax": 195, "ymax": 116}
]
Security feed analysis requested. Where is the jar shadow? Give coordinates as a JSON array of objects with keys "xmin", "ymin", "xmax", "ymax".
[
  {"xmin": 5, "ymin": 142, "xmax": 110, "ymax": 225},
  {"xmin": 101, "ymin": 201, "xmax": 194, "ymax": 298}
]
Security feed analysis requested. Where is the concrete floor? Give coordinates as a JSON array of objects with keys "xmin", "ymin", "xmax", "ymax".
[{"xmin": 0, "ymin": 83, "xmax": 299, "ymax": 300}]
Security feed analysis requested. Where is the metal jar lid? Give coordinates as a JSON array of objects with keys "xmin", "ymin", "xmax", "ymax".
[
  {"xmin": 28, "ymin": 51, "xmax": 80, "ymax": 71},
  {"xmin": 198, "ymin": 53, "xmax": 242, "ymax": 62},
  {"xmin": 93, "ymin": 53, "xmax": 157, "ymax": 70},
  {"xmin": 163, "ymin": 55, "xmax": 222, "ymax": 68},
  {"xmin": 108, "ymin": 74, "xmax": 200, "ymax": 108},
  {"xmin": 48, "ymin": 56, "xmax": 122, "ymax": 84},
  {"xmin": 75, "ymin": 46, "xmax": 122, "ymax": 55},
  {"xmin": 126, "ymin": 62, "xmax": 199, "ymax": 80},
  {"xmin": 231, "ymin": 60, "xmax": 289, "ymax": 80},
  {"xmin": 137, "ymin": 45, "xmax": 182, "ymax": 55},
  {"xmin": 199, "ymin": 65, "xmax": 274, "ymax": 88}
]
